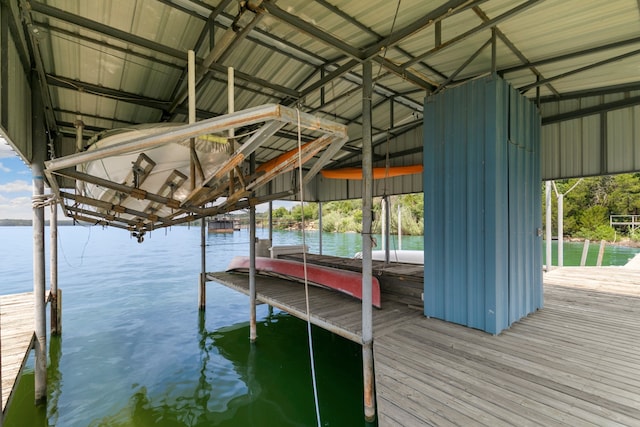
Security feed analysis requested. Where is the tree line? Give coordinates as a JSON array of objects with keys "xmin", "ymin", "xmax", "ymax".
[
  {"xmin": 546, "ymin": 173, "xmax": 640, "ymax": 242},
  {"xmin": 264, "ymin": 173, "xmax": 640, "ymax": 242}
]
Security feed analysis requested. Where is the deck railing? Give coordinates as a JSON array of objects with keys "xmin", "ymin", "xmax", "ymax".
[{"xmin": 610, "ymin": 214, "xmax": 640, "ymax": 229}]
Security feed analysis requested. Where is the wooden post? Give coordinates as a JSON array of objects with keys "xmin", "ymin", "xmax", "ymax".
[
  {"xmin": 361, "ymin": 60, "xmax": 376, "ymax": 422},
  {"xmin": 32, "ymin": 72, "xmax": 47, "ymax": 404},
  {"xmin": 596, "ymin": 240, "xmax": 606, "ymax": 266},
  {"xmin": 50, "ymin": 201, "xmax": 61, "ymax": 335},
  {"xmin": 580, "ymin": 239, "xmax": 590, "ymax": 267}
]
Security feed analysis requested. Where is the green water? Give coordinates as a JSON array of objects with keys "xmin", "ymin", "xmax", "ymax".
[
  {"xmin": 1, "ymin": 227, "xmax": 424, "ymax": 426},
  {"xmin": 542, "ymin": 240, "xmax": 640, "ymax": 266},
  {"xmin": 3, "ymin": 227, "xmax": 636, "ymax": 426}
]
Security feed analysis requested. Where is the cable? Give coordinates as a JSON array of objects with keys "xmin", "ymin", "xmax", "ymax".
[{"xmin": 296, "ymin": 108, "xmax": 321, "ymax": 427}]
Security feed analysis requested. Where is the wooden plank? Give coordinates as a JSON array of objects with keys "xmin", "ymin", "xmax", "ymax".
[
  {"xmin": 1, "ymin": 292, "xmax": 37, "ymax": 413},
  {"xmin": 373, "ymin": 268, "xmax": 640, "ymax": 426},
  {"xmin": 208, "ymin": 266, "xmax": 640, "ymax": 426}
]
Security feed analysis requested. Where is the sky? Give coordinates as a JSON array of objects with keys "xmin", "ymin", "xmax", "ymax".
[{"xmin": 0, "ymin": 137, "xmax": 35, "ymax": 219}]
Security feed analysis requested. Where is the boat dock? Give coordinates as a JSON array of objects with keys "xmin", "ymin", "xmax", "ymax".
[
  {"xmin": 1, "ymin": 292, "xmax": 37, "ymax": 413},
  {"xmin": 208, "ymin": 262, "xmax": 640, "ymax": 425}
]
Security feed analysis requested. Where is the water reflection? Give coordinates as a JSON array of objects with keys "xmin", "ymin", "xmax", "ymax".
[{"xmin": 75, "ymin": 309, "xmax": 368, "ymax": 426}]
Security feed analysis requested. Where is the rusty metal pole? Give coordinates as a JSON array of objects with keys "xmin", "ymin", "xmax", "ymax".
[{"xmin": 361, "ymin": 60, "xmax": 375, "ymax": 422}]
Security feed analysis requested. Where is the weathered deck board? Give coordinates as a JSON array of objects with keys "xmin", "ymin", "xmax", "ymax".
[
  {"xmin": 207, "ymin": 272, "xmax": 421, "ymax": 343},
  {"xmin": 208, "ymin": 265, "xmax": 640, "ymax": 426},
  {"xmin": 1, "ymin": 292, "xmax": 36, "ymax": 413},
  {"xmin": 376, "ymin": 267, "xmax": 640, "ymax": 426}
]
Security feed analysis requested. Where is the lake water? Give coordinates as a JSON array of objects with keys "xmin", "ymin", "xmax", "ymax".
[
  {"xmin": 2, "ymin": 226, "xmax": 638, "ymax": 426},
  {"xmin": 0, "ymin": 226, "xmax": 423, "ymax": 426}
]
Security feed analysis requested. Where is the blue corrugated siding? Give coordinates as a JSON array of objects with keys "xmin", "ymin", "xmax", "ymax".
[{"xmin": 424, "ymin": 76, "xmax": 542, "ymax": 335}]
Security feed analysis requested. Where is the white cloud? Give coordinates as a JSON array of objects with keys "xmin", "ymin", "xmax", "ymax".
[
  {"xmin": 0, "ymin": 195, "xmax": 32, "ymax": 219},
  {"xmin": 0, "ymin": 138, "xmax": 16, "ymax": 159},
  {"xmin": 0, "ymin": 180, "xmax": 31, "ymax": 193},
  {"xmin": 0, "ymin": 161, "xmax": 10, "ymax": 172}
]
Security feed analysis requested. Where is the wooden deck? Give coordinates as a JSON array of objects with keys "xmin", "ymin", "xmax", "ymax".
[
  {"xmin": 207, "ymin": 272, "xmax": 422, "ymax": 343},
  {"xmin": 209, "ymin": 265, "xmax": 640, "ymax": 426},
  {"xmin": 1, "ymin": 292, "xmax": 36, "ymax": 413}
]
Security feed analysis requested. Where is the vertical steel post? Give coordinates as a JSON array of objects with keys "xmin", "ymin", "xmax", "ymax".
[
  {"xmin": 199, "ymin": 218, "xmax": 206, "ymax": 310},
  {"xmin": 491, "ymin": 27, "xmax": 497, "ymax": 74},
  {"xmin": 32, "ymin": 73, "xmax": 47, "ymax": 404},
  {"xmin": 545, "ymin": 181, "xmax": 552, "ymax": 271},
  {"xmin": 382, "ymin": 195, "xmax": 389, "ymax": 263},
  {"xmin": 249, "ymin": 153, "xmax": 257, "ymax": 342},
  {"xmin": 318, "ymin": 201, "xmax": 323, "ymax": 255},
  {"xmin": 361, "ymin": 60, "xmax": 375, "ymax": 422},
  {"xmin": 398, "ymin": 203, "xmax": 402, "ymax": 250},
  {"xmin": 50, "ymin": 201, "xmax": 61, "ymax": 335},
  {"xmin": 558, "ymin": 193, "xmax": 564, "ymax": 267},
  {"xmin": 188, "ymin": 50, "xmax": 196, "ymax": 191},
  {"xmin": 381, "ymin": 197, "xmax": 385, "ymax": 259},
  {"xmin": 268, "ymin": 182, "xmax": 273, "ymax": 244}
]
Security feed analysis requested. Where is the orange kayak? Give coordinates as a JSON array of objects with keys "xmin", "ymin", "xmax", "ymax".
[{"xmin": 320, "ymin": 165, "xmax": 423, "ymax": 180}]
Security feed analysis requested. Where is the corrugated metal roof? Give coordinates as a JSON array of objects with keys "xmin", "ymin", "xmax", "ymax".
[{"xmin": 2, "ymin": 0, "xmax": 639, "ymax": 187}]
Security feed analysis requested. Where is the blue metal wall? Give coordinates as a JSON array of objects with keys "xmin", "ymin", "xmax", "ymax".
[{"xmin": 424, "ymin": 76, "xmax": 542, "ymax": 335}]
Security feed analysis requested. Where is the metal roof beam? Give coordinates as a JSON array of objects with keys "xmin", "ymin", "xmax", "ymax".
[
  {"xmin": 471, "ymin": 6, "xmax": 560, "ymax": 98},
  {"xmin": 261, "ymin": 1, "xmax": 364, "ymax": 60},
  {"xmin": 500, "ymin": 36, "xmax": 640, "ymax": 74},
  {"xmin": 313, "ymin": 0, "xmax": 450, "ymax": 81},
  {"xmin": 538, "ymin": 81, "xmax": 640, "ymax": 103},
  {"xmin": 3, "ymin": 0, "xmax": 30, "ymax": 75},
  {"xmin": 363, "ymin": 0, "xmax": 483, "ymax": 59},
  {"xmin": 166, "ymin": 0, "xmax": 233, "ymax": 105},
  {"xmin": 519, "ymin": 48, "xmax": 640, "ymax": 94},
  {"xmin": 168, "ymin": 1, "xmax": 266, "ymax": 114},
  {"xmin": 28, "ymin": 1, "xmax": 297, "ymax": 101},
  {"xmin": 403, "ymin": 0, "xmax": 543, "ymax": 68},
  {"xmin": 37, "ymin": 22, "xmax": 183, "ymax": 71},
  {"xmin": 299, "ymin": 59, "xmax": 360, "ymax": 98},
  {"xmin": 20, "ymin": 0, "xmax": 59, "ymax": 136},
  {"xmin": 44, "ymin": 74, "xmax": 219, "ymax": 118},
  {"xmin": 28, "ymin": 0, "xmax": 187, "ymax": 60},
  {"xmin": 541, "ymin": 95, "xmax": 640, "ymax": 125}
]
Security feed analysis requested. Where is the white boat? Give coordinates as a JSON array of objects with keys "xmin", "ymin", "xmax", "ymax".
[
  {"xmin": 45, "ymin": 104, "xmax": 349, "ymax": 242},
  {"xmin": 353, "ymin": 249, "xmax": 424, "ymax": 265}
]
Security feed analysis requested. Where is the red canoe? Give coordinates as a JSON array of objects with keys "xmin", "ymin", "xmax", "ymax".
[{"xmin": 226, "ymin": 256, "xmax": 381, "ymax": 308}]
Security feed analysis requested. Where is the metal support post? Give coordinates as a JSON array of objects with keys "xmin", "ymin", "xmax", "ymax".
[
  {"xmin": 318, "ymin": 201, "xmax": 323, "ymax": 255},
  {"xmin": 361, "ymin": 60, "xmax": 376, "ymax": 422},
  {"xmin": 32, "ymin": 73, "xmax": 47, "ymax": 404},
  {"xmin": 249, "ymin": 153, "xmax": 257, "ymax": 342},
  {"xmin": 397, "ymin": 203, "xmax": 402, "ymax": 250},
  {"xmin": 50, "ymin": 201, "xmax": 61, "ymax": 335},
  {"xmin": 558, "ymin": 193, "xmax": 564, "ymax": 267},
  {"xmin": 199, "ymin": 218, "xmax": 206, "ymax": 310},
  {"xmin": 545, "ymin": 181, "xmax": 552, "ymax": 271}
]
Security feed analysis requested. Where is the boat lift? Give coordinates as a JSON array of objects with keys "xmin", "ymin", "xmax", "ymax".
[{"xmin": 43, "ymin": 104, "xmax": 348, "ymax": 240}]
